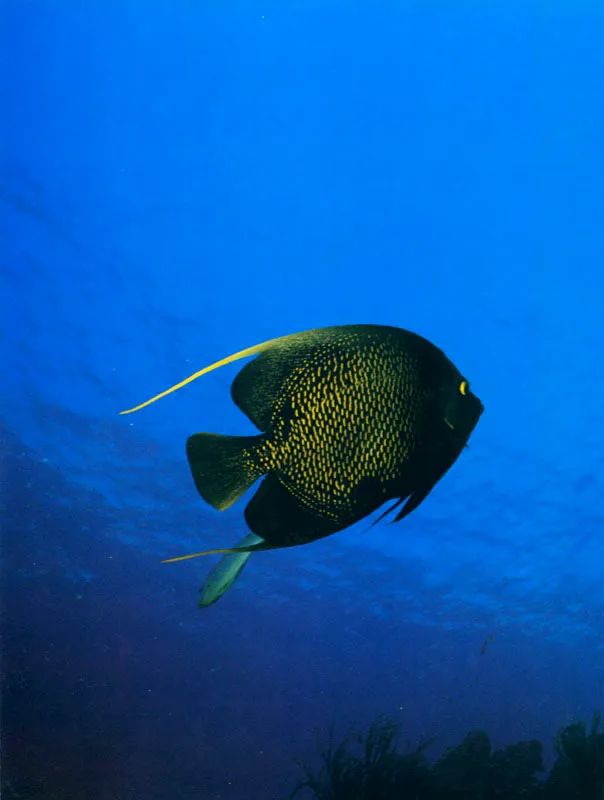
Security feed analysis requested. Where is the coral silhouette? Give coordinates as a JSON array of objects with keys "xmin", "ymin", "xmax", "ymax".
[{"xmin": 292, "ymin": 712, "xmax": 604, "ymax": 799}]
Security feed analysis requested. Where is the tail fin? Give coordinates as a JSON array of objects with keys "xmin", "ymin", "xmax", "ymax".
[
  {"xmin": 198, "ymin": 533, "xmax": 262, "ymax": 607},
  {"xmin": 186, "ymin": 432, "xmax": 263, "ymax": 511}
]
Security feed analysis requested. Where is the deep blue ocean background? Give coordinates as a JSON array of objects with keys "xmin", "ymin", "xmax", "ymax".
[{"xmin": 2, "ymin": 2, "xmax": 604, "ymax": 798}]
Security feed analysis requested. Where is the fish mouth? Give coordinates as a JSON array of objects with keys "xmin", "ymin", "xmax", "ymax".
[
  {"xmin": 473, "ymin": 396, "xmax": 485, "ymax": 420},
  {"xmin": 445, "ymin": 397, "xmax": 483, "ymax": 434}
]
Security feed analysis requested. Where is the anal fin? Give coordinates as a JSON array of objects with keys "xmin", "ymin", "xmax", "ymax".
[{"xmin": 245, "ymin": 474, "xmax": 344, "ymax": 547}]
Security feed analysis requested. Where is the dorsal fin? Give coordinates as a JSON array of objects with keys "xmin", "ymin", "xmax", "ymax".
[
  {"xmin": 230, "ymin": 336, "xmax": 317, "ymax": 430},
  {"xmin": 230, "ymin": 325, "xmax": 386, "ymax": 430},
  {"xmin": 119, "ymin": 325, "xmax": 389, "ymax": 416},
  {"xmin": 119, "ymin": 332, "xmax": 296, "ymax": 415}
]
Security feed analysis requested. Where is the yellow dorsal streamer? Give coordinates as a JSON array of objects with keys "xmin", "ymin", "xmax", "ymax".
[{"xmin": 119, "ymin": 332, "xmax": 294, "ymax": 415}]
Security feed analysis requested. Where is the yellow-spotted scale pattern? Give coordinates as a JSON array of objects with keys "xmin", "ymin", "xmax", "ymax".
[{"xmin": 240, "ymin": 329, "xmax": 428, "ymax": 525}]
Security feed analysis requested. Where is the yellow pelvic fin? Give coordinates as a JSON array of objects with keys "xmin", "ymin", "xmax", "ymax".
[
  {"xmin": 161, "ymin": 548, "xmax": 237, "ymax": 564},
  {"xmin": 119, "ymin": 332, "xmax": 292, "ymax": 415}
]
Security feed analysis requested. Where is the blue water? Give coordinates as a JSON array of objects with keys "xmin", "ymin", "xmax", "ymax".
[{"xmin": 3, "ymin": 2, "xmax": 604, "ymax": 798}]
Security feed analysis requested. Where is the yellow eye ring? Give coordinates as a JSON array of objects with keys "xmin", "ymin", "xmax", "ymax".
[{"xmin": 459, "ymin": 380, "xmax": 469, "ymax": 396}]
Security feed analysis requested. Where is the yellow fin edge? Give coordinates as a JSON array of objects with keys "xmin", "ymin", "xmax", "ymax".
[
  {"xmin": 119, "ymin": 333, "xmax": 291, "ymax": 415},
  {"xmin": 161, "ymin": 548, "xmax": 236, "ymax": 564}
]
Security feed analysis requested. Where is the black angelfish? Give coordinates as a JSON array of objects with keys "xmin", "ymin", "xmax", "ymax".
[{"xmin": 121, "ymin": 324, "xmax": 483, "ymax": 606}]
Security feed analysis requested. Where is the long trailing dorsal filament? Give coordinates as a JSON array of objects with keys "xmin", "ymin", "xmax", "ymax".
[{"xmin": 119, "ymin": 332, "xmax": 294, "ymax": 415}]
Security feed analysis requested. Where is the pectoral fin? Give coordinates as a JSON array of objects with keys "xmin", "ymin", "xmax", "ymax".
[
  {"xmin": 197, "ymin": 533, "xmax": 263, "ymax": 608},
  {"xmin": 161, "ymin": 536, "xmax": 281, "ymax": 564}
]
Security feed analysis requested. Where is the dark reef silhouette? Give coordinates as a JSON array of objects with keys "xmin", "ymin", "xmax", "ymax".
[
  {"xmin": 3, "ymin": 713, "xmax": 603, "ymax": 799},
  {"xmin": 291, "ymin": 711, "xmax": 604, "ymax": 800}
]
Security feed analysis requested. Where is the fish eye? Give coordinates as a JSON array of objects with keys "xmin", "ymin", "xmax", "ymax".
[{"xmin": 459, "ymin": 380, "xmax": 470, "ymax": 396}]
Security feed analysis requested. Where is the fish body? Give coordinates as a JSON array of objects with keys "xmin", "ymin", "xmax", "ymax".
[
  {"xmin": 121, "ymin": 324, "xmax": 483, "ymax": 605},
  {"xmin": 186, "ymin": 325, "xmax": 482, "ymax": 551}
]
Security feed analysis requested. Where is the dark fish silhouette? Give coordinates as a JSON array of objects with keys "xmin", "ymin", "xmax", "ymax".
[
  {"xmin": 481, "ymin": 634, "xmax": 496, "ymax": 656},
  {"xmin": 121, "ymin": 324, "xmax": 483, "ymax": 605}
]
